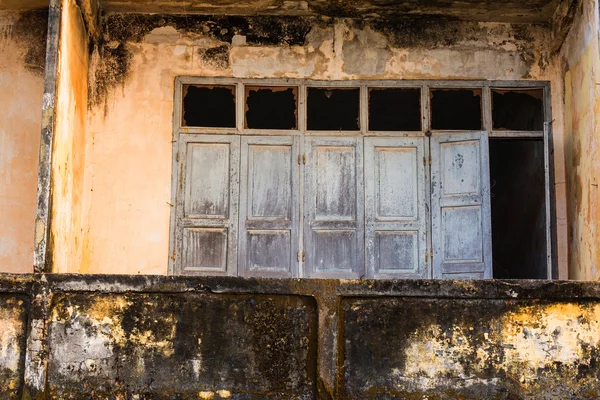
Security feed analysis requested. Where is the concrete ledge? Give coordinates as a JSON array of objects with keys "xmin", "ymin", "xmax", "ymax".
[{"xmin": 0, "ymin": 274, "xmax": 599, "ymax": 398}]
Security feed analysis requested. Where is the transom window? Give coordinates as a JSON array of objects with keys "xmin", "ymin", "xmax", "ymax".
[{"xmin": 170, "ymin": 78, "xmax": 553, "ymax": 280}]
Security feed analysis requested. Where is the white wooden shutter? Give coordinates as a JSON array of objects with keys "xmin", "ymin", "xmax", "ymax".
[
  {"xmin": 174, "ymin": 134, "xmax": 240, "ymax": 275},
  {"xmin": 431, "ymin": 131, "xmax": 492, "ymax": 279},
  {"xmin": 364, "ymin": 137, "xmax": 428, "ymax": 278},
  {"xmin": 303, "ymin": 137, "xmax": 364, "ymax": 278},
  {"xmin": 238, "ymin": 136, "xmax": 299, "ymax": 277}
]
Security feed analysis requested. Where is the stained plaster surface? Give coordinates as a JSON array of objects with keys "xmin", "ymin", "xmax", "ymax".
[
  {"xmin": 50, "ymin": 0, "xmax": 90, "ymax": 274},
  {"xmin": 0, "ymin": 11, "xmax": 45, "ymax": 274},
  {"xmin": 0, "ymin": 275, "xmax": 599, "ymax": 398},
  {"xmin": 562, "ymin": 0, "xmax": 600, "ymax": 280},
  {"xmin": 75, "ymin": 14, "xmax": 570, "ymax": 277}
]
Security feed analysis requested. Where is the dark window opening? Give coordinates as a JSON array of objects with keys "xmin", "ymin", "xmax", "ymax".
[
  {"xmin": 183, "ymin": 85, "xmax": 236, "ymax": 128},
  {"xmin": 245, "ymin": 86, "xmax": 298, "ymax": 129},
  {"xmin": 431, "ymin": 89, "xmax": 482, "ymax": 130},
  {"xmin": 490, "ymin": 138, "xmax": 547, "ymax": 279},
  {"xmin": 307, "ymin": 88, "xmax": 360, "ymax": 131},
  {"xmin": 492, "ymin": 89, "xmax": 544, "ymax": 131},
  {"xmin": 368, "ymin": 88, "xmax": 421, "ymax": 131}
]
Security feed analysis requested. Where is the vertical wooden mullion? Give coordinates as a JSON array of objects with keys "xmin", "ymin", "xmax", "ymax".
[
  {"xmin": 481, "ymin": 86, "xmax": 493, "ymax": 279},
  {"xmin": 298, "ymin": 135, "xmax": 305, "ymax": 278},
  {"xmin": 236, "ymin": 81, "xmax": 244, "ymax": 132},
  {"xmin": 543, "ymin": 84, "xmax": 555, "ymax": 279},
  {"xmin": 422, "ymin": 83, "xmax": 433, "ymax": 278},
  {"xmin": 168, "ymin": 78, "xmax": 183, "ymax": 275}
]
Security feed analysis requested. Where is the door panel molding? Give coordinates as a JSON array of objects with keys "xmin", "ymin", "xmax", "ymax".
[
  {"xmin": 431, "ymin": 131, "xmax": 492, "ymax": 279},
  {"xmin": 365, "ymin": 137, "xmax": 428, "ymax": 278}
]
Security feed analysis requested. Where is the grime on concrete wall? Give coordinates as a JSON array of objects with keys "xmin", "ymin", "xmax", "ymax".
[
  {"xmin": 342, "ymin": 296, "xmax": 600, "ymax": 398},
  {"xmin": 4, "ymin": 274, "xmax": 600, "ymax": 398},
  {"xmin": 78, "ymin": 13, "xmax": 565, "ymax": 275},
  {"xmin": 562, "ymin": 0, "xmax": 600, "ymax": 280},
  {"xmin": 0, "ymin": 294, "xmax": 29, "ymax": 399},
  {"xmin": 51, "ymin": 0, "xmax": 89, "ymax": 273},
  {"xmin": 0, "ymin": 10, "xmax": 47, "ymax": 274}
]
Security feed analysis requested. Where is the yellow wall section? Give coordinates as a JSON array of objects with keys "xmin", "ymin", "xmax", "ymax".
[{"xmin": 564, "ymin": 40, "xmax": 600, "ymax": 280}]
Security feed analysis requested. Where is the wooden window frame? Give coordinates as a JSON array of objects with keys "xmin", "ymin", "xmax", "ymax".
[{"xmin": 170, "ymin": 77, "xmax": 555, "ymax": 279}]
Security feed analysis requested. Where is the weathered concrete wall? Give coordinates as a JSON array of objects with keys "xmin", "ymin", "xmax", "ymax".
[
  {"xmin": 562, "ymin": 0, "xmax": 600, "ymax": 280},
  {"xmin": 0, "ymin": 293, "xmax": 29, "ymax": 398},
  {"xmin": 76, "ymin": 14, "xmax": 569, "ymax": 275},
  {"xmin": 51, "ymin": 0, "xmax": 89, "ymax": 273},
  {"xmin": 0, "ymin": 10, "xmax": 46, "ymax": 274},
  {"xmin": 342, "ymin": 298, "xmax": 600, "ymax": 398},
  {"xmin": 47, "ymin": 292, "xmax": 317, "ymax": 398},
  {"xmin": 1, "ymin": 275, "xmax": 600, "ymax": 398}
]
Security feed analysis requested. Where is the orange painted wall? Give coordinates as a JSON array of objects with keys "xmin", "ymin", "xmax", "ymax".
[
  {"xmin": 78, "ymin": 21, "xmax": 569, "ymax": 275},
  {"xmin": 0, "ymin": 12, "xmax": 44, "ymax": 273},
  {"xmin": 50, "ymin": 0, "xmax": 88, "ymax": 273}
]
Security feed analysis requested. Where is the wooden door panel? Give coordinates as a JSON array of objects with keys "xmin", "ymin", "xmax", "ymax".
[
  {"xmin": 365, "ymin": 137, "xmax": 428, "ymax": 278},
  {"xmin": 246, "ymin": 230, "xmax": 292, "ymax": 272},
  {"xmin": 247, "ymin": 145, "xmax": 293, "ymax": 220},
  {"xmin": 239, "ymin": 136, "xmax": 299, "ymax": 277},
  {"xmin": 375, "ymin": 147, "xmax": 419, "ymax": 220},
  {"xmin": 431, "ymin": 132, "xmax": 492, "ymax": 279},
  {"xmin": 314, "ymin": 146, "xmax": 357, "ymax": 221},
  {"xmin": 184, "ymin": 143, "xmax": 231, "ymax": 219},
  {"xmin": 182, "ymin": 228, "xmax": 228, "ymax": 273},
  {"xmin": 175, "ymin": 135, "xmax": 240, "ymax": 276},
  {"xmin": 304, "ymin": 137, "xmax": 364, "ymax": 278},
  {"xmin": 440, "ymin": 140, "xmax": 481, "ymax": 196}
]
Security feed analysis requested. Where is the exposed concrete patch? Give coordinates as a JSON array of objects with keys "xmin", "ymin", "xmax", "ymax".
[
  {"xmin": 341, "ymin": 23, "xmax": 390, "ymax": 76},
  {"xmin": 144, "ymin": 25, "xmax": 180, "ymax": 44}
]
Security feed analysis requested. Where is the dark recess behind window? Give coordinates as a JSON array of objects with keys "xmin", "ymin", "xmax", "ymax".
[
  {"xmin": 307, "ymin": 88, "xmax": 360, "ymax": 131},
  {"xmin": 430, "ymin": 89, "xmax": 482, "ymax": 130},
  {"xmin": 245, "ymin": 86, "xmax": 297, "ymax": 129},
  {"xmin": 183, "ymin": 85, "xmax": 236, "ymax": 128},
  {"xmin": 492, "ymin": 89, "xmax": 544, "ymax": 131},
  {"xmin": 490, "ymin": 138, "xmax": 547, "ymax": 279},
  {"xmin": 369, "ymin": 88, "xmax": 421, "ymax": 131}
]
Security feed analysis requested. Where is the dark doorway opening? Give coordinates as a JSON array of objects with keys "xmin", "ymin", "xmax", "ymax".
[
  {"xmin": 490, "ymin": 138, "xmax": 547, "ymax": 279},
  {"xmin": 307, "ymin": 88, "xmax": 360, "ymax": 131},
  {"xmin": 492, "ymin": 89, "xmax": 544, "ymax": 131},
  {"xmin": 430, "ymin": 89, "xmax": 482, "ymax": 130},
  {"xmin": 245, "ymin": 86, "xmax": 298, "ymax": 129},
  {"xmin": 368, "ymin": 88, "xmax": 421, "ymax": 131},
  {"xmin": 183, "ymin": 85, "xmax": 236, "ymax": 128}
]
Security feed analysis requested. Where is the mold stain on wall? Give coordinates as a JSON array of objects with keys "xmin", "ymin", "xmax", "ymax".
[
  {"xmin": 77, "ymin": 11, "xmax": 555, "ymax": 275},
  {"xmin": 343, "ymin": 296, "xmax": 600, "ymax": 398}
]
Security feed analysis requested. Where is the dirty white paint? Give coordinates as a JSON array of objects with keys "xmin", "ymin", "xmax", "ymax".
[
  {"xmin": 304, "ymin": 137, "xmax": 364, "ymax": 278},
  {"xmin": 431, "ymin": 132, "xmax": 492, "ymax": 279},
  {"xmin": 238, "ymin": 136, "xmax": 299, "ymax": 278},
  {"xmin": 364, "ymin": 137, "xmax": 427, "ymax": 278},
  {"xmin": 176, "ymin": 135, "xmax": 240, "ymax": 275}
]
